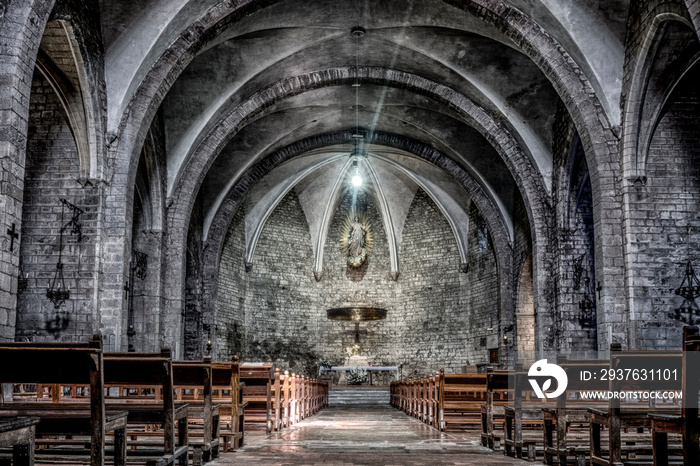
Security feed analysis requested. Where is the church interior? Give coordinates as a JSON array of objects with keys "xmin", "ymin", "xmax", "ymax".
[{"xmin": 2, "ymin": 0, "xmax": 700, "ymax": 464}]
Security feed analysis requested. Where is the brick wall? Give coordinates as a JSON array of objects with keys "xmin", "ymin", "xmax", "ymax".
[
  {"xmin": 15, "ymin": 70, "xmax": 100, "ymax": 342},
  {"xmin": 626, "ymin": 63, "xmax": 700, "ymax": 348},
  {"xmin": 184, "ymin": 196, "xmax": 205, "ymax": 359},
  {"xmin": 215, "ymin": 205, "xmax": 247, "ymax": 359},
  {"xmin": 215, "ymin": 188, "xmax": 500, "ymax": 377},
  {"xmin": 512, "ymin": 194, "xmax": 535, "ymax": 361}
]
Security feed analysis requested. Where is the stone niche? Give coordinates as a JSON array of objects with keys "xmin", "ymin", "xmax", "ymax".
[{"xmin": 215, "ymin": 189, "xmax": 500, "ymax": 377}]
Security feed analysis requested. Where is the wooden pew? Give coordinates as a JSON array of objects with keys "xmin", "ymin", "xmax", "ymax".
[
  {"xmin": 437, "ymin": 370, "xmax": 488, "ymax": 432},
  {"xmin": 173, "ymin": 357, "xmax": 219, "ymax": 464},
  {"xmin": 271, "ymin": 369, "xmax": 283, "ymax": 432},
  {"xmin": 280, "ymin": 371, "xmax": 292, "ymax": 429},
  {"xmin": 649, "ymin": 331, "xmax": 700, "ymax": 465},
  {"xmin": 299, "ymin": 375, "xmax": 309, "ymax": 420},
  {"xmin": 212, "ymin": 356, "xmax": 245, "ymax": 452},
  {"xmin": 412, "ymin": 377, "xmax": 421, "ymax": 419},
  {"xmin": 0, "ymin": 417, "xmax": 40, "ymax": 466},
  {"xmin": 429, "ymin": 372, "xmax": 440, "ymax": 429},
  {"xmin": 418, "ymin": 377, "xmax": 427, "ymax": 423},
  {"xmin": 425, "ymin": 373, "xmax": 437, "ymax": 428},
  {"xmin": 103, "ymin": 348, "xmax": 189, "ymax": 466},
  {"xmin": 240, "ymin": 363, "xmax": 273, "ymax": 433},
  {"xmin": 542, "ymin": 357, "xmax": 609, "ymax": 466},
  {"xmin": 480, "ymin": 369, "xmax": 511, "ymax": 450},
  {"xmin": 588, "ymin": 347, "xmax": 686, "ymax": 466},
  {"xmin": 391, "ymin": 379, "xmax": 401, "ymax": 411},
  {"xmin": 299, "ymin": 375, "xmax": 308, "ymax": 420},
  {"xmin": 403, "ymin": 378, "xmax": 412, "ymax": 415},
  {"xmin": 289, "ymin": 373, "xmax": 299, "ymax": 425},
  {"xmin": 0, "ymin": 336, "xmax": 128, "ymax": 466},
  {"xmin": 504, "ymin": 364, "xmax": 553, "ymax": 461}
]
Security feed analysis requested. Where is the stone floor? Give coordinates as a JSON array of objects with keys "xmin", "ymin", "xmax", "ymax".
[{"xmin": 210, "ymin": 405, "xmax": 533, "ymax": 465}]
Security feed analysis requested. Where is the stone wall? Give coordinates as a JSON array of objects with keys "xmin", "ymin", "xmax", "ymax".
[
  {"xmin": 215, "ymin": 188, "xmax": 500, "ymax": 377},
  {"xmin": 626, "ymin": 63, "xmax": 700, "ymax": 348},
  {"xmin": 15, "ymin": 70, "xmax": 100, "ymax": 342},
  {"xmin": 548, "ymin": 100, "xmax": 598, "ymax": 358},
  {"xmin": 215, "ymin": 205, "xmax": 248, "ymax": 359},
  {"xmin": 512, "ymin": 194, "xmax": 535, "ymax": 361}
]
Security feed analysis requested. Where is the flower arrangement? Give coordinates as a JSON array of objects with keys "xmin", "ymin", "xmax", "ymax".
[{"xmin": 347, "ymin": 368, "xmax": 368, "ymax": 385}]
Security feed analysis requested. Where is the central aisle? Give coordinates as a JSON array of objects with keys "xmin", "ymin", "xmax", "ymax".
[{"xmin": 211, "ymin": 405, "xmax": 531, "ymax": 465}]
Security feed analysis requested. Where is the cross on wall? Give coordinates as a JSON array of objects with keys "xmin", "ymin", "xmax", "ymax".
[
  {"xmin": 346, "ymin": 322, "xmax": 368, "ymax": 344},
  {"xmin": 6, "ymin": 223, "xmax": 19, "ymax": 252}
]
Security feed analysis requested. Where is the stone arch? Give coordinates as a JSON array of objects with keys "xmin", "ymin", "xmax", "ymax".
[
  {"xmin": 170, "ymin": 68, "xmax": 546, "ymax": 212},
  {"xmin": 565, "ymin": 135, "xmax": 597, "ymax": 353},
  {"xmin": 16, "ymin": 58, "xmax": 96, "ymax": 342},
  {"xmin": 621, "ymin": 6, "xmax": 700, "ymax": 180},
  {"xmin": 127, "ymin": 128, "xmax": 166, "ymax": 352},
  {"xmin": 103, "ymin": 0, "xmax": 618, "ymax": 353},
  {"xmin": 623, "ymin": 59, "xmax": 700, "ymax": 349},
  {"xmin": 35, "ymin": 19, "xmax": 103, "ymax": 180},
  {"xmin": 200, "ymin": 131, "xmax": 515, "ymax": 361},
  {"xmin": 113, "ymin": 0, "xmax": 616, "ymax": 185},
  {"xmin": 161, "ymin": 69, "xmax": 549, "ymax": 356},
  {"xmin": 0, "ymin": 0, "xmax": 56, "ymax": 341},
  {"xmin": 0, "ymin": 0, "xmax": 107, "ymax": 343},
  {"xmin": 683, "ymin": 0, "xmax": 700, "ymax": 40},
  {"xmin": 13, "ymin": 2, "xmax": 107, "ymax": 344}
]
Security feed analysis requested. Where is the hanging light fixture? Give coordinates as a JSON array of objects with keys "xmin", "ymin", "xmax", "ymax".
[
  {"xmin": 668, "ymin": 224, "xmax": 700, "ymax": 325},
  {"xmin": 47, "ymin": 201, "xmax": 70, "ymax": 308},
  {"xmin": 45, "ymin": 199, "xmax": 83, "ymax": 309},
  {"xmin": 349, "ymin": 24, "xmax": 366, "ymax": 188},
  {"xmin": 669, "ymin": 261, "xmax": 700, "ymax": 325}
]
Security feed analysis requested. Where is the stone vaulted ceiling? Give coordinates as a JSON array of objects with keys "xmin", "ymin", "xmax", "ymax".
[{"xmin": 98, "ymin": 0, "xmax": 630, "ymax": 275}]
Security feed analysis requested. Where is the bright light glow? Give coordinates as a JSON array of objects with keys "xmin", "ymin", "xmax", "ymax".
[{"xmin": 352, "ymin": 175, "xmax": 362, "ymax": 187}]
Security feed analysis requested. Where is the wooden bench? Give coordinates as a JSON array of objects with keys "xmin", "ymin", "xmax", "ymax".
[
  {"xmin": 412, "ymin": 377, "xmax": 421, "ymax": 419},
  {"xmin": 542, "ymin": 357, "xmax": 610, "ymax": 466},
  {"xmin": 212, "ymin": 356, "xmax": 244, "ymax": 452},
  {"xmin": 279, "ymin": 371, "xmax": 292, "ymax": 429},
  {"xmin": 589, "ymin": 346, "xmax": 687, "ymax": 466},
  {"xmin": 0, "ymin": 417, "xmax": 40, "ymax": 466},
  {"xmin": 504, "ymin": 364, "xmax": 553, "ymax": 461},
  {"xmin": 0, "ymin": 335, "xmax": 128, "ymax": 466},
  {"xmin": 649, "ymin": 330, "xmax": 700, "ymax": 466},
  {"xmin": 271, "ymin": 369, "xmax": 284, "ymax": 432},
  {"xmin": 480, "ymin": 369, "xmax": 511, "ymax": 450},
  {"xmin": 103, "ymin": 348, "xmax": 189, "ymax": 466},
  {"xmin": 290, "ymin": 373, "xmax": 301, "ymax": 424},
  {"xmin": 423, "ymin": 373, "xmax": 438, "ymax": 428},
  {"xmin": 173, "ymin": 357, "xmax": 219, "ymax": 464},
  {"xmin": 240, "ymin": 363, "xmax": 273, "ymax": 433},
  {"xmin": 437, "ymin": 370, "xmax": 488, "ymax": 432},
  {"xmin": 298, "ymin": 375, "xmax": 309, "ymax": 420}
]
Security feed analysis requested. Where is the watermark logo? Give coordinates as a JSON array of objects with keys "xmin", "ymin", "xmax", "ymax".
[{"xmin": 528, "ymin": 359, "xmax": 568, "ymax": 399}]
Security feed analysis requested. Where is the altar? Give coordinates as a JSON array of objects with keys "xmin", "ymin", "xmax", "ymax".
[
  {"xmin": 323, "ymin": 306, "xmax": 397, "ymax": 385},
  {"xmin": 318, "ymin": 365, "xmax": 399, "ymax": 384}
]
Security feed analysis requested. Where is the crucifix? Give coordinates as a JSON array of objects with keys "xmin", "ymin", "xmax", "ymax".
[
  {"xmin": 6, "ymin": 223, "xmax": 19, "ymax": 252},
  {"xmin": 346, "ymin": 322, "xmax": 368, "ymax": 344}
]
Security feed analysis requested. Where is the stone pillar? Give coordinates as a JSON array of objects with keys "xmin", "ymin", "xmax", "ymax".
[{"xmin": 0, "ymin": 0, "xmax": 55, "ymax": 341}]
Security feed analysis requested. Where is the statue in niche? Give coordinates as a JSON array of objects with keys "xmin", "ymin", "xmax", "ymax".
[
  {"xmin": 349, "ymin": 217, "xmax": 365, "ymax": 256},
  {"xmin": 340, "ymin": 210, "xmax": 373, "ymax": 267}
]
